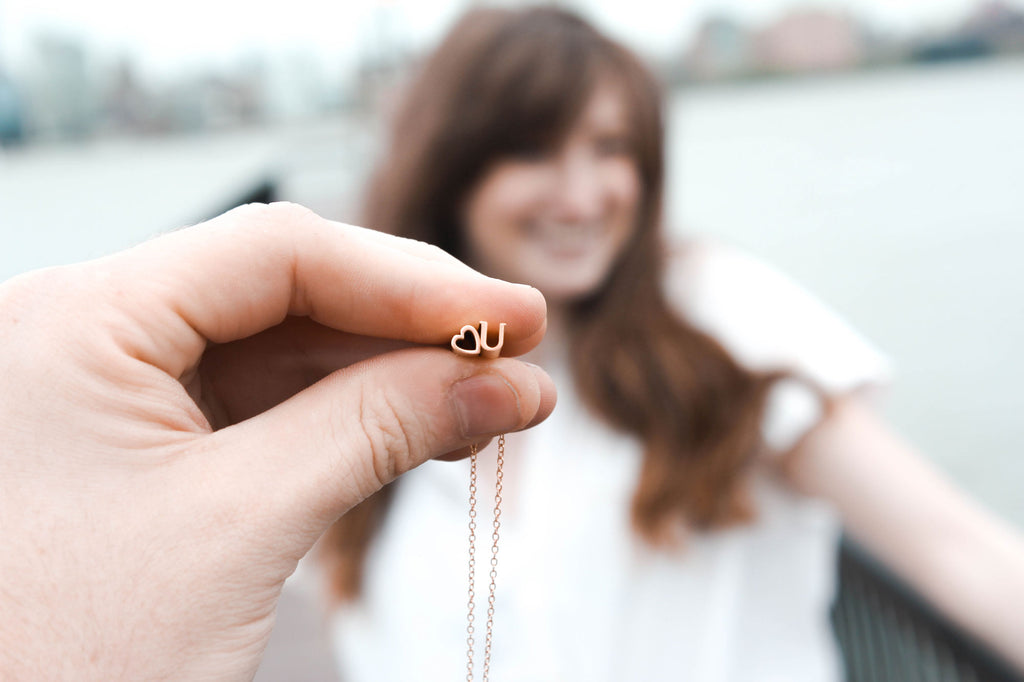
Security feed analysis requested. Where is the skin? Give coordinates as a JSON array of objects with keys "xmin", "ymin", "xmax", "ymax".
[
  {"xmin": 0, "ymin": 202, "xmax": 556, "ymax": 681},
  {"xmin": 784, "ymin": 399, "xmax": 1024, "ymax": 672},
  {"xmin": 463, "ymin": 84, "xmax": 641, "ymax": 309},
  {"xmin": 459, "ymin": 83, "xmax": 639, "ymax": 502},
  {"xmin": 462, "ymin": 85, "xmax": 1024, "ymax": 672}
]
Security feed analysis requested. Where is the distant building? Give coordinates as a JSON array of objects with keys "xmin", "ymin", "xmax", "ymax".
[
  {"xmin": 24, "ymin": 33, "xmax": 99, "ymax": 140},
  {"xmin": 352, "ymin": 3, "xmax": 413, "ymax": 116},
  {"xmin": 959, "ymin": 0, "xmax": 1024, "ymax": 52},
  {"xmin": 685, "ymin": 15, "xmax": 755, "ymax": 80},
  {"xmin": 101, "ymin": 59, "xmax": 158, "ymax": 134},
  {"xmin": 0, "ymin": 72, "xmax": 25, "ymax": 145},
  {"xmin": 905, "ymin": 0, "xmax": 1024, "ymax": 64},
  {"xmin": 754, "ymin": 8, "xmax": 865, "ymax": 73}
]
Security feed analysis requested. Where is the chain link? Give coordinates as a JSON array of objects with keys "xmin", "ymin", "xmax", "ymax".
[
  {"xmin": 466, "ymin": 435, "xmax": 504, "ymax": 682},
  {"xmin": 465, "ymin": 444, "xmax": 478, "ymax": 682}
]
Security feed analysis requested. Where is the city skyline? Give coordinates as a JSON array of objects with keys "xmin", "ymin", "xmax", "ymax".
[
  {"xmin": 3, "ymin": 0, "xmax": 1023, "ymax": 78},
  {"xmin": 3, "ymin": 0, "xmax": 1023, "ymax": 146}
]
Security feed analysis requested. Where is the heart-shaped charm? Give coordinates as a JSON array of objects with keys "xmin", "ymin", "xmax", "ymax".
[{"xmin": 451, "ymin": 324, "xmax": 482, "ymax": 356}]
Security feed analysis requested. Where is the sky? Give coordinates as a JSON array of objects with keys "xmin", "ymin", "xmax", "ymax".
[{"xmin": 1, "ymin": 0, "xmax": 1018, "ymax": 78}]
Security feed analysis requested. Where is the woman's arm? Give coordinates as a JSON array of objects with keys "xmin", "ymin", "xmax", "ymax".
[{"xmin": 781, "ymin": 396, "xmax": 1024, "ymax": 671}]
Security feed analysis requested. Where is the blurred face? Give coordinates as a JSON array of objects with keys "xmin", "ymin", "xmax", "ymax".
[{"xmin": 462, "ymin": 84, "xmax": 641, "ymax": 304}]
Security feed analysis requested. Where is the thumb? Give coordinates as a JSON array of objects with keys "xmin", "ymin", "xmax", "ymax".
[{"xmin": 199, "ymin": 347, "xmax": 554, "ymax": 549}]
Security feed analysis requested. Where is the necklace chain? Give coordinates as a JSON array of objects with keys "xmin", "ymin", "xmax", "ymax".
[{"xmin": 466, "ymin": 434, "xmax": 504, "ymax": 682}]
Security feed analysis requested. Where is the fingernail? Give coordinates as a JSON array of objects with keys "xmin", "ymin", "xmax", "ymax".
[{"xmin": 449, "ymin": 373, "xmax": 522, "ymax": 438}]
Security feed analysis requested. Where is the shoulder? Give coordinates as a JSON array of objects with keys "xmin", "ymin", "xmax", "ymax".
[{"xmin": 663, "ymin": 239, "xmax": 892, "ymax": 394}]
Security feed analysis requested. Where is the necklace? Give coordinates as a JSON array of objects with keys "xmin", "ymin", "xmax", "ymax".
[
  {"xmin": 451, "ymin": 321, "xmax": 507, "ymax": 682},
  {"xmin": 465, "ymin": 436, "xmax": 504, "ymax": 682}
]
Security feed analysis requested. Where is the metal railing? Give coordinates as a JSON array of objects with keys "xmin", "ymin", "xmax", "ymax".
[{"xmin": 832, "ymin": 537, "xmax": 1022, "ymax": 682}]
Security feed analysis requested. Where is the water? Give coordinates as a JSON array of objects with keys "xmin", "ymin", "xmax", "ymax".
[
  {"xmin": 667, "ymin": 57, "xmax": 1024, "ymax": 525},
  {"xmin": 2, "ymin": 57, "xmax": 1023, "ymax": 526}
]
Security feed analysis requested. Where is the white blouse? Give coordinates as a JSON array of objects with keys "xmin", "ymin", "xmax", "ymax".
[{"xmin": 328, "ymin": 242, "xmax": 891, "ymax": 681}]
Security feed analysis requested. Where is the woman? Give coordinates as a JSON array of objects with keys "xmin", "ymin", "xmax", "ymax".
[{"xmin": 319, "ymin": 6, "xmax": 1024, "ymax": 680}]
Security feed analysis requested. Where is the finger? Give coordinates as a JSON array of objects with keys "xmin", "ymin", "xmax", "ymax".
[
  {"xmin": 431, "ymin": 364, "xmax": 559, "ymax": 463},
  {"xmin": 355, "ymin": 226, "xmax": 475, "ymax": 270},
  {"xmin": 194, "ymin": 317, "xmax": 415, "ymax": 426},
  {"xmin": 358, "ymin": 228, "xmax": 549, "ymax": 349},
  {"xmin": 194, "ymin": 316, "xmax": 550, "ymax": 429},
  {"xmin": 99, "ymin": 203, "xmax": 546, "ymax": 377},
  {"xmin": 199, "ymin": 349, "xmax": 557, "ymax": 547}
]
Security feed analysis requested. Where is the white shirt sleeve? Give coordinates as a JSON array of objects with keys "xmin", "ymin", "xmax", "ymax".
[{"xmin": 665, "ymin": 241, "xmax": 893, "ymax": 453}]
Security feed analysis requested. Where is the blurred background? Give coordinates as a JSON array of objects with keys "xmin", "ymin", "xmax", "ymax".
[
  {"xmin": 2, "ymin": 0, "xmax": 1022, "ymax": 545},
  {"xmin": 3, "ymin": 0, "xmax": 1023, "ymax": 678},
  {"xmin": 2, "ymin": 0, "xmax": 1021, "ymax": 529}
]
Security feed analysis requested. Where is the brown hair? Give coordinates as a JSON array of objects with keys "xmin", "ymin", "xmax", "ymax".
[{"xmin": 322, "ymin": 6, "xmax": 789, "ymax": 600}]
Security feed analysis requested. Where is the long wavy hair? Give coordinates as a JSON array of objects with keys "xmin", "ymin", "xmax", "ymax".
[{"xmin": 322, "ymin": 6, "xmax": 791, "ymax": 600}]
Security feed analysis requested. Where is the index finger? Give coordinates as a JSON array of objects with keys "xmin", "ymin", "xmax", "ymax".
[{"xmin": 98, "ymin": 202, "xmax": 547, "ymax": 376}]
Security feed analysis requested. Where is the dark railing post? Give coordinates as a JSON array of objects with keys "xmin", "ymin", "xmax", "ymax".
[{"xmin": 832, "ymin": 535, "xmax": 1022, "ymax": 682}]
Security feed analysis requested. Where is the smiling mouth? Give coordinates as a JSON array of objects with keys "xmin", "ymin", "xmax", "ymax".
[{"xmin": 525, "ymin": 221, "xmax": 607, "ymax": 257}]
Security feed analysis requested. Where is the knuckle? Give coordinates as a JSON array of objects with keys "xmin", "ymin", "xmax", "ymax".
[
  {"xmin": 0, "ymin": 264, "xmax": 85, "ymax": 327},
  {"xmin": 219, "ymin": 200, "xmax": 271, "ymax": 224},
  {"xmin": 353, "ymin": 383, "xmax": 419, "ymax": 490},
  {"xmin": 0, "ymin": 269, "xmax": 41, "ymax": 311},
  {"xmin": 261, "ymin": 201, "xmax": 319, "ymax": 227},
  {"xmin": 0, "ymin": 266, "xmax": 93, "ymax": 377},
  {"xmin": 2, "ymin": 264, "xmax": 69, "ymax": 301},
  {"xmin": 239, "ymin": 201, "xmax": 322, "ymax": 256},
  {"xmin": 419, "ymin": 240, "xmax": 451, "ymax": 261},
  {"xmin": 221, "ymin": 201, "xmax": 319, "ymax": 238}
]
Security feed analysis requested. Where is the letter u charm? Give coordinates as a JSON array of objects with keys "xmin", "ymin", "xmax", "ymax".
[
  {"xmin": 478, "ymin": 321, "xmax": 506, "ymax": 359},
  {"xmin": 451, "ymin": 321, "xmax": 505, "ymax": 359}
]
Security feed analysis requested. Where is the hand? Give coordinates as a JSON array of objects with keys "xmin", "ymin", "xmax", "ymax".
[{"xmin": 0, "ymin": 203, "xmax": 555, "ymax": 681}]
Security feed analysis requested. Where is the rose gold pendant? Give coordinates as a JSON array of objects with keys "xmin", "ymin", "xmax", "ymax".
[{"xmin": 452, "ymin": 322, "xmax": 506, "ymax": 682}]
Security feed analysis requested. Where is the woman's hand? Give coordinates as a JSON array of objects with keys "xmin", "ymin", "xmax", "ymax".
[{"xmin": 0, "ymin": 203, "xmax": 555, "ymax": 681}]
